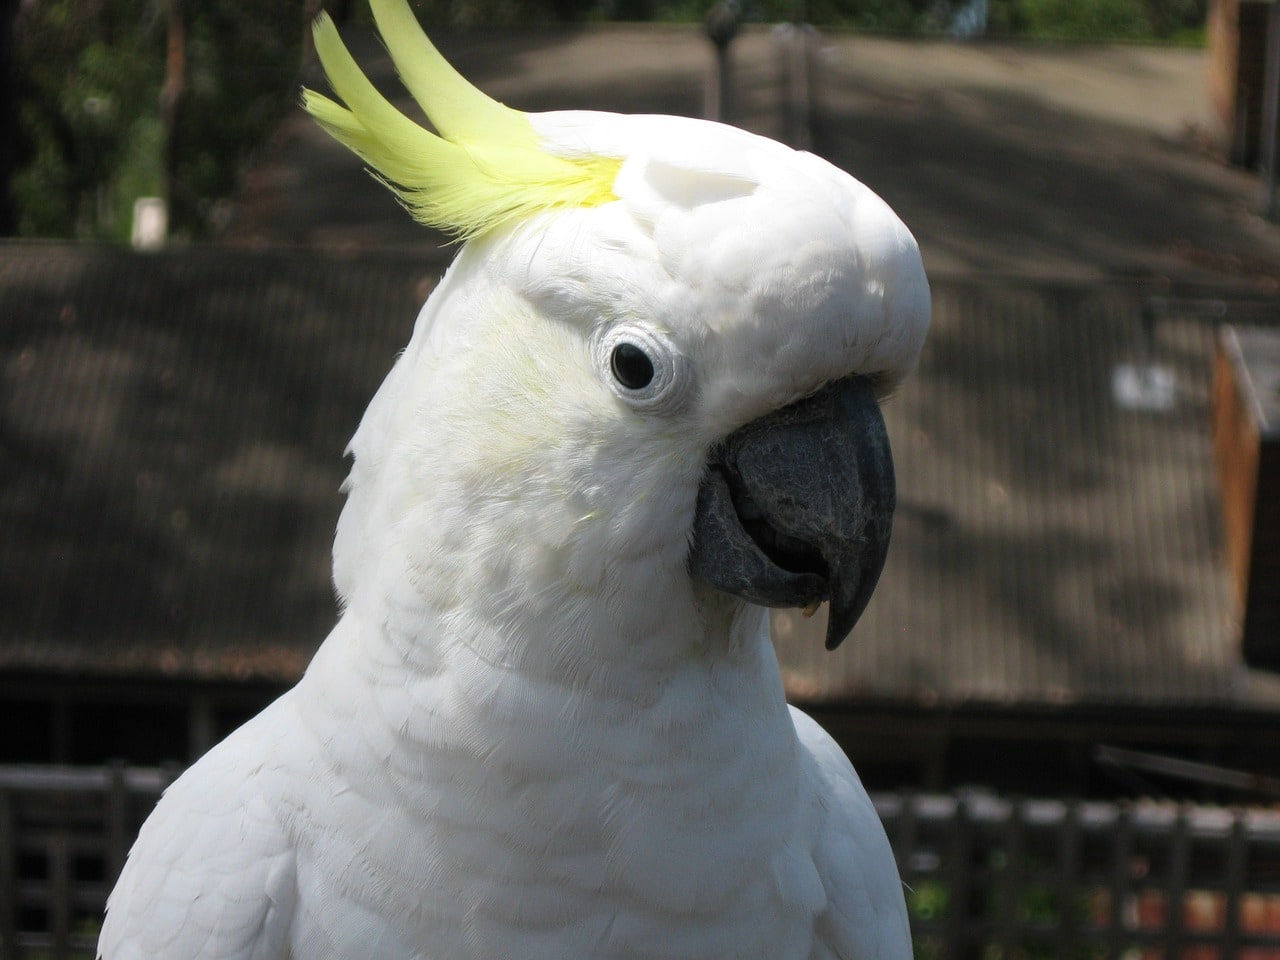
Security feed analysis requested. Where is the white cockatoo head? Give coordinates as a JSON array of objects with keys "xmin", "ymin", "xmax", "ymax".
[{"xmin": 303, "ymin": 0, "xmax": 929, "ymax": 675}]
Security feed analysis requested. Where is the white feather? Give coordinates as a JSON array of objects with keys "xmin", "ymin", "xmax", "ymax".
[{"xmin": 101, "ymin": 92, "xmax": 927, "ymax": 960}]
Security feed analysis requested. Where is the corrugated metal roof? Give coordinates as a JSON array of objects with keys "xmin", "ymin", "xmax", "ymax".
[
  {"xmin": 3, "ymin": 244, "xmax": 1275, "ymax": 707},
  {"xmin": 775, "ymin": 282, "xmax": 1280, "ymax": 709},
  {"xmin": 1, "ymin": 243, "xmax": 446, "ymax": 680}
]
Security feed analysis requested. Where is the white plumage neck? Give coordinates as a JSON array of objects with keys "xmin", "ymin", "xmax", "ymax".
[{"xmin": 286, "ymin": 593, "xmax": 821, "ymax": 958}]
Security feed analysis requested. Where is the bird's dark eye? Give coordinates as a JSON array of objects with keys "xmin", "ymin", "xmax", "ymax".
[{"xmin": 610, "ymin": 342, "xmax": 655, "ymax": 390}]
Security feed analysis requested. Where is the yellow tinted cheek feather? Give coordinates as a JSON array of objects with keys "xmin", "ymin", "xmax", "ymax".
[
  {"xmin": 301, "ymin": 2, "xmax": 622, "ymax": 241},
  {"xmin": 444, "ymin": 308, "xmax": 607, "ymax": 483}
]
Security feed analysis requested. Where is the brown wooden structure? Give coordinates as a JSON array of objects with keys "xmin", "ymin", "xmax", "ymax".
[
  {"xmin": 1214, "ymin": 326, "xmax": 1280, "ymax": 672},
  {"xmin": 1209, "ymin": 0, "xmax": 1275, "ymax": 166}
]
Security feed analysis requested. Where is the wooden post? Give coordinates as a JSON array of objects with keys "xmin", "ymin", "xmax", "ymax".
[
  {"xmin": 0, "ymin": 0, "xmax": 19, "ymax": 235},
  {"xmin": 160, "ymin": 0, "xmax": 186, "ymax": 240},
  {"xmin": 1213, "ymin": 326, "xmax": 1280, "ymax": 671},
  {"xmin": 1259, "ymin": 2, "xmax": 1280, "ymax": 217}
]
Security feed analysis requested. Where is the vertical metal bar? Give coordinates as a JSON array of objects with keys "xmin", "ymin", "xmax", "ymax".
[
  {"xmin": 896, "ymin": 794, "xmax": 927, "ymax": 945},
  {"xmin": 0, "ymin": 789, "xmax": 16, "ymax": 960},
  {"xmin": 1259, "ymin": 1, "xmax": 1280, "ymax": 219},
  {"xmin": 1058, "ymin": 801, "xmax": 1082, "ymax": 960},
  {"xmin": 50, "ymin": 830, "xmax": 70, "ymax": 960},
  {"xmin": 1108, "ymin": 804, "xmax": 1133, "ymax": 960},
  {"xmin": 1222, "ymin": 812, "xmax": 1247, "ymax": 960},
  {"xmin": 1059, "ymin": 803, "xmax": 1080, "ymax": 960},
  {"xmin": 106, "ymin": 762, "xmax": 129, "ymax": 880},
  {"xmin": 1165, "ymin": 807, "xmax": 1191, "ymax": 960},
  {"xmin": 188, "ymin": 694, "xmax": 216, "ymax": 761},
  {"xmin": 51, "ymin": 695, "xmax": 71, "ymax": 765},
  {"xmin": 786, "ymin": 24, "xmax": 811, "ymax": 150},
  {"xmin": 946, "ymin": 796, "xmax": 973, "ymax": 960},
  {"xmin": 704, "ymin": 47, "xmax": 725, "ymax": 122},
  {"xmin": 900, "ymin": 794, "xmax": 919, "ymax": 869},
  {"xmin": 996, "ymin": 799, "xmax": 1024, "ymax": 957},
  {"xmin": 703, "ymin": 2, "xmax": 739, "ymax": 127}
]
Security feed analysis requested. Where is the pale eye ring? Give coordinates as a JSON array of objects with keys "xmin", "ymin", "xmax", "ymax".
[{"xmin": 597, "ymin": 324, "xmax": 691, "ymax": 414}]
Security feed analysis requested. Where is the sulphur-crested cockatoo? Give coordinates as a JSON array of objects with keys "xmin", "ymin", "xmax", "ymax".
[{"xmin": 98, "ymin": 2, "xmax": 930, "ymax": 957}]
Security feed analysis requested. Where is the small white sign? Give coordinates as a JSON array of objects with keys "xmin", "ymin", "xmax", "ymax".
[
  {"xmin": 1112, "ymin": 363, "xmax": 1176, "ymax": 412},
  {"xmin": 131, "ymin": 197, "xmax": 168, "ymax": 250}
]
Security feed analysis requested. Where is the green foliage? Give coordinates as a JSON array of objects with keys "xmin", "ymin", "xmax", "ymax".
[
  {"xmin": 111, "ymin": 116, "xmax": 166, "ymax": 242},
  {"xmin": 1007, "ymin": 0, "xmax": 1205, "ymax": 41},
  {"xmin": 1145, "ymin": 0, "xmax": 1206, "ymax": 38},
  {"xmin": 642, "ymin": 0, "xmax": 1202, "ymax": 34},
  {"xmin": 647, "ymin": 0, "xmax": 935, "ymax": 29},
  {"xmin": 9, "ymin": 0, "xmax": 1206, "ymax": 241},
  {"xmin": 165, "ymin": 3, "xmax": 304, "ymax": 237},
  {"xmin": 408, "ymin": 0, "xmax": 586, "ymax": 27},
  {"xmin": 11, "ymin": 0, "xmax": 304, "ymax": 241},
  {"xmin": 831, "ymin": 0, "xmax": 931, "ymax": 31},
  {"xmin": 1017, "ymin": 0, "xmax": 1152, "ymax": 40},
  {"xmin": 909, "ymin": 879, "xmax": 950, "ymax": 921},
  {"xmin": 12, "ymin": 0, "xmax": 164, "ymax": 239}
]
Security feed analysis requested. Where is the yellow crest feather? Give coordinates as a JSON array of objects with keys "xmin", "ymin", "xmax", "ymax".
[{"xmin": 302, "ymin": 0, "xmax": 621, "ymax": 240}]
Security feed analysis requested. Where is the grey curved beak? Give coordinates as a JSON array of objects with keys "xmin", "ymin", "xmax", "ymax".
[{"xmin": 688, "ymin": 374, "xmax": 895, "ymax": 650}]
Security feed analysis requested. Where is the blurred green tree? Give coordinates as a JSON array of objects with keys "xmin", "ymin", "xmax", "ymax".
[
  {"xmin": 165, "ymin": 1, "xmax": 304, "ymax": 237},
  {"xmin": 3, "ymin": 0, "xmax": 1207, "ymax": 242},
  {"xmin": 12, "ymin": 0, "xmax": 164, "ymax": 239},
  {"xmin": 9, "ymin": 0, "xmax": 304, "ymax": 241}
]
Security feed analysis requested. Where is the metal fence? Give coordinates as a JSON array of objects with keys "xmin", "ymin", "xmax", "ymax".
[
  {"xmin": 4, "ymin": 766, "xmax": 1280, "ymax": 959},
  {"xmin": 877, "ymin": 791, "xmax": 1280, "ymax": 960},
  {"xmin": 0, "ymin": 764, "xmax": 175, "ymax": 959}
]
